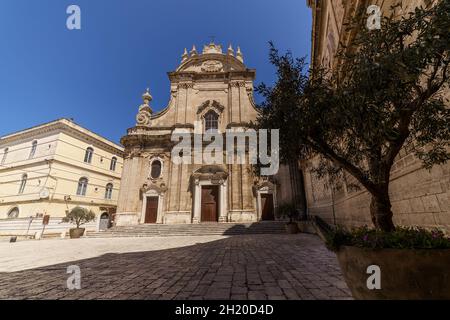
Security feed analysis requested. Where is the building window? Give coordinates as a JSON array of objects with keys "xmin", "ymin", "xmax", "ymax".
[
  {"xmin": 105, "ymin": 183, "xmax": 113, "ymax": 199},
  {"xmin": 110, "ymin": 157, "xmax": 117, "ymax": 171},
  {"xmin": 18, "ymin": 174, "xmax": 27, "ymax": 194},
  {"xmin": 7, "ymin": 207, "xmax": 19, "ymax": 219},
  {"xmin": 1, "ymin": 148, "xmax": 8, "ymax": 164},
  {"xmin": 84, "ymin": 147, "xmax": 94, "ymax": 164},
  {"xmin": 77, "ymin": 177, "xmax": 88, "ymax": 196},
  {"xmin": 204, "ymin": 110, "xmax": 219, "ymax": 132},
  {"xmin": 29, "ymin": 140, "xmax": 38, "ymax": 159},
  {"xmin": 150, "ymin": 160, "xmax": 162, "ymax": 179}
]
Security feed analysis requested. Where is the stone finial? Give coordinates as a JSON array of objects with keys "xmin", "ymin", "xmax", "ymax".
[
  {"xmin": 190, "ymin": 45, "xmax": 198, "ymax": 56},
  {"xmin": 227, "ymin": 44, "xmax": 234, "ymax": 56},
  {"xmin": 182, "ymin": 48, "xmax": 189, "ymax": 62},
  {"xmin": 236, "ymin": 46, "xmax": 244, "ymax": 63},
  {"xmin": 142, "ymin": 88, "xmax": 153, "ymax": 105},
  {"xmin": 136, "ymin": 88, "xmax": 153, "ymax": 127}
]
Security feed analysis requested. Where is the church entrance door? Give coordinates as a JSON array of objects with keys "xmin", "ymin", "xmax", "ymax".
[
  {"xmin": 145, "ymin": 196, "xmax": 159, "ymax": 224},
  {"xmin": 261, "ymin": 194, "xmax": 275, "ymax": 221},
  {"xmin": 201, "ymin": 186, "xmax": 219, "ymax": 222}
]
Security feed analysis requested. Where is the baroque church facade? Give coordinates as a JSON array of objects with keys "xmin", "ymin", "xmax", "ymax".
[{"xmin": 115, "ymin": 43, "xmax": 305, "ymax": 226}]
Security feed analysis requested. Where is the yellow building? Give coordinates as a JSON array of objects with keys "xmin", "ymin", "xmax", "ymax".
[{"xmin": 0, "ymin": 118, "xmax": 123, "ymax": 237}]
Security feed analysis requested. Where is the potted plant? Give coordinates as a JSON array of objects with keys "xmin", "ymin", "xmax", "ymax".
[
  {"xmin": 297, "ymin": 215, "xmax": 315, "ymax": 234},
  {"xmin": 326, "ymin": 226, "xmax": 450, "ymax": 299},
  {"xmin": 63, "ymin": 206, "xmax": 96, "ymax": 239},
  {"xmin": 276, "ymin": 203, "xmax": 299, "ymax": 234}
]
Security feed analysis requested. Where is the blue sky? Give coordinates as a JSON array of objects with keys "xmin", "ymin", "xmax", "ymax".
[{"xmin": 0, "ymin": 0, "xmax": 312, "ymax": 144}]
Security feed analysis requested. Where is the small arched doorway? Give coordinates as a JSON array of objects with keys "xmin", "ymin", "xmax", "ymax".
[
  {"xmin": 191, "ymin": 165, "xmax": 228, "ymax": 223},
  {"xmin": 254, "ymin": 181, "xmax": 277, "ymax": 221},
  {"xmin": 99, "ymin": 212, "xmax": 110, "ymax": 231}
]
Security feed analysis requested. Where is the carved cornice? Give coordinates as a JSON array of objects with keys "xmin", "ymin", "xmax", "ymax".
[
  {"xmin": 252, "ymin": 179, "xmax": 276, "ymax": 196},
  {"xmin": 0, "ymin": 119, "xmax": 124, "ymax": 156},
  {"xmin": 121, "ymin": 134, "xmax": 174, "ymax": 152},
  {"xmin": 229, "ymin": 81, "xmax": 246, "ymax": 88},
  {"xmin": 175, "ymin": 53, "xmax": 247, "ymax": 73},
  {"xmin": 197, "ymin": 100, "xmax": 225, "ymax": 115},
  {"xmin": 178, "ymin": 82, "xmax": 194, "ymax": 89},
  {"xmin": 169, "ymin": 70, "xmax": 256, "ymax": 82},
  {"xmin": 191, "ymin": 165, "xmax": 229, "ymax": 183},
  {"xmin": 140, "ymin": 182, "xmax": 168, "ymax": 196},
  {"xmin": 125, "ymin": 123, "xmax": 195, "ymax": 135},
  {"xmin": 226, "ymin": 122, "xmax": 254, "ymax": 129}
]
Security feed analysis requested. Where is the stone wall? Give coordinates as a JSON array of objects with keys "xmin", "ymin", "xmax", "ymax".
[
  {"xmin": 0, "ymin": 217, "xmax": 98, "ymax": 237},
  {"xmin": 304, "ymin": 156, "xmax": 450, "ymax": 233}
]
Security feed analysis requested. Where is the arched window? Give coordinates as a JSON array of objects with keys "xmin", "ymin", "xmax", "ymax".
[
  {"xmin": 204, "ymin": 111, "xmax": 219, "ymax": 132},
  {"xmin": 150, "ymin": 160, "xmax": 162, "ymax": 179},
  {"xmin": 105, "ymin": 183, "xmax": 113, "ymax": 200},
  {"xmin": 84, "ymin": 147, "xmax": 94, "ymax": 164},
  {"xmin": 1, "ymin": 148, "xmax": 8, "ymax": 164},
  {"xmin": 110, "ymin": 157, "xmax": 117, "ymax": 171},
  {"xmin": 18, "ymin": 174, "xmax": 27, "ymax": 194},
  {"xmin": 29, "ymin": 140, "xmax": 38, "ymax": 159},
  {"xmin": 7, "ymin": 207, "xmax": 19, "ymax": 219},
  {"xmin": 77, "ymin": 177, "xmax": 88, "ymax": 196}
]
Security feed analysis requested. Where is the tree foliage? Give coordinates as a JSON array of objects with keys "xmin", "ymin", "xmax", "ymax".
[{"xmin": 63, "ymin": 206, "xmax": 96, "ymax": 229}]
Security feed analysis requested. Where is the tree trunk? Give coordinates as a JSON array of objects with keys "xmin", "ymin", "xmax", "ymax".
[{"xmin": 370, "ymin": 190, "xmax": 395, "ymax": 232}]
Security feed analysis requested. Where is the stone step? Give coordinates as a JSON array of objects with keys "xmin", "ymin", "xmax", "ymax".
[{"xmin": 86, "ymin": 222, "xmax": 287, "ymax": 238}]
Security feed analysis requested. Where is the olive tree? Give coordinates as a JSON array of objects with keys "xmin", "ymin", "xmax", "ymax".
[
  {"xmin": 63, "ymin": 206, "xmax": 96, "ymax": 229},
  {"xmin": 257, "ymin": 1, "xmax": 450, "ymax": 231}
]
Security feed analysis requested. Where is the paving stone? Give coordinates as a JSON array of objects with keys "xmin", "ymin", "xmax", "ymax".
[
  {"xmin": 231, "ymin": 294, "xmax": 247, "ymax": 300},
  {"xmin": 231, "ymin": 286, "xmax": 248, "ymax": 294},
  {"xmin": 265, "ymin": 286, "xmax": 283, "ymax": 296},
  {"xmin": 282, "ymin": 288, "xmax": 300, "ymax": 300},
  {"xmin": 0, "ymin": 234, "xmax": 351, "ymax": 300},
  {"xmin": 248, "ymin": 291, "xmax": 267, "ymax": 300},
  {"xmin": 204, "ymin": 288, "xmax": 230, "ymax": 300}
]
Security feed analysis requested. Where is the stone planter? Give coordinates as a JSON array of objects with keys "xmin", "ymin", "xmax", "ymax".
[
  {"xmin": 285, "ymin": 223, "xmax": 299, "ymax": 234},
  {"xmin": 69, "ymin": 228, "xmax": 85, "ymax": 239},
  {"xmin": 297, "ymin": 221, "xmax": 316, "ymax": 234},
  {"xmin": 336, "ymin": 246, "xmax": 450, "ymax": 299}
]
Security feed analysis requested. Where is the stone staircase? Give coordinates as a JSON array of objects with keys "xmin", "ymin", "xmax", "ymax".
[{"xmin": 86, "ymin": 222, "xmax": 287, "ymax": 238}]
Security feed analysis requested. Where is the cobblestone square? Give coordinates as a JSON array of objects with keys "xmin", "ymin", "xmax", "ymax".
[{"xmin": 0, "ymin": 234, "xmax": 352, "ymax": 300}]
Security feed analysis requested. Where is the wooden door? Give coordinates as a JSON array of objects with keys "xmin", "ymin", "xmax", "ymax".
[
  {"xmin": 201, "ymin": 186, "xmax": 219, "ymax": 222},
  {"xmin": 145, "ymin": 197, "xmax": 159, "ymax": 224},
  {"xmin": 261, "ymin": 194, "xmax": 274, "ymax": 221}
]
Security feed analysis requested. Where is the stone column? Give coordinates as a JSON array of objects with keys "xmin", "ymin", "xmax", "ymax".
[
  {"xmin": 219, "ymin": 180, "xmax": 228, "ymax": 222},
  {"xmin": 256, "ymin": 190, "xmax": 262, "ymax": 221},
  {"xmin": 157, "ymin": 194, "xmax": 164, "ymax": 224},
  {"xmin": 115, "ymin": 155, "xmax": 142, "ymax": 226},
  {"xmin": 193, "ymin": 180, "xmax": 201, "ymax": 223}
]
